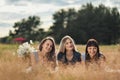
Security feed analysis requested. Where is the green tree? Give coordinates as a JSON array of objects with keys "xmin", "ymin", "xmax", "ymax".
[
  {"xmin": 49, "ymin": 3, "xmax": 120, "ymax": 44},
  {"xmin": 74, "ymin": 3, "xmax": 120, "ymax": 44},
  {"xmin": 49, "ymin": 9, "xmax": 67, "ymax": 43},
  {"xmin": 10, "ymin": 16, "xmax": 45, "ymax": 41}
]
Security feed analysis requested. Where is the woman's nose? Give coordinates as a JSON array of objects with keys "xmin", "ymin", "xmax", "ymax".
[{"xmin": 91, "ymin": 49, "xmax": 94, "ymax": 52}]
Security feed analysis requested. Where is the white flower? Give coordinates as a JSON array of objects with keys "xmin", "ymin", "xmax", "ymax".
[
  {"xmin": 17, "ymin": 40, "xmax": 35, "ymax": 57},
  {"xmin": 30, "ymin": 40, "xmax": 33, "ymax": 44}
]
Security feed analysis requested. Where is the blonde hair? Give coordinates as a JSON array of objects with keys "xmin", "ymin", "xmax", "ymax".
[{"xmin": 58, "ymin": 35, "xmax": 77, "ymax": 53}]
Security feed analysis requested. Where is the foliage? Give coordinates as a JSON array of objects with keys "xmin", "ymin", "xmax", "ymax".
[
  {"xmin": 49, "ymin": 3, "xmax": 120, "ymax": 44},
  {"xmin": 9, "ymin": 16, "xmax": 46, "ymax": 42},
  {"xmin": 0, "ymin": 3, "xmax": 120, "ymax": 44}
]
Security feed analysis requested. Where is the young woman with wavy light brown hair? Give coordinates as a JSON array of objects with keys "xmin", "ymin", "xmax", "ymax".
[
  {"xmin": 57, "ymin": 35, "xmax": 81, "ymax": 65},
  {"xmin": 30, "ymin": 36, "xmax": 57, "ymax": 71}
]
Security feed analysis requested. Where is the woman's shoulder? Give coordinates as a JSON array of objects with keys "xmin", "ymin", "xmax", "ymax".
[
  {"xmin": 57, "ymin": 52, "xmax": 65, "ymax": 60},
  {"xmin": 74, "ymin": 51, "xmax": 81, "ymax": 56},
  {"xmin": 73, "ymin": 51, "xmax": 81, "ymax": 61},
  {"xmin": 81, "ymin": 53, "xmax": 85, "ymax": 56},
  {"xmin": 99, "ymin": 53, "xmax": 106, "ymax": 60},
  {"xmin": 81, "ymin": 53, "xmax": 86, "ymax": 61},
  {"xmin": 58, "ymin": 52, "xmax": 65, "ymax": 56}
]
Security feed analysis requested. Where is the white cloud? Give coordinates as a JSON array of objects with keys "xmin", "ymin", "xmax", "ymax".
[
  {"xmin": 0, "ymin": 0, "xmax": 120, "ymax": 38},
  {"xmin": 63, "ymin": 0, "xmax": 76, "ymax": 4},
  {"xmin": 0, "ymin": 27, "xmax": 14, "ymax": 37},
  {"xmin": 0, "ymin": 0, "xmax": 5, "ymax": 6}
]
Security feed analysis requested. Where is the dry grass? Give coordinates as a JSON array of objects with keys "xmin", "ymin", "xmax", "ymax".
[{"xmin": 0, "ymin": 43, "xmax": 120, "ymax": 80}]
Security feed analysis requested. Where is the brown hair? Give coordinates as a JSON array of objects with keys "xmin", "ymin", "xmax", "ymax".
[
  {"xmin": 85, "ymin": 39, "xmax": 100, "ymax": 61},
  {"xmin": 39, "ymin": 36, "xmax": 56, "ymax": 61}
]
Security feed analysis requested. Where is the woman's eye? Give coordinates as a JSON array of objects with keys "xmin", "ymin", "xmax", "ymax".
[
  {"xmin": 46, "ymin": 43, "xmax": 49, "ymax": 46},
  {"xmin": 88, "ymin": 48, "xmax": 92, "ymax": 50},
  {"xmin": 50, "ymin": 45, "xmax": 53, "ymax": 48},
  {"xmin": 66, "ymin": 42, "xmax": 68, "ymax": 45},
  {"xmin": 94, "ymin": 48, "xmax": 97, "ymax": 50}
]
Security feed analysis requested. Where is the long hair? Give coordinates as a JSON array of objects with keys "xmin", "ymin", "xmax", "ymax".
[
  {"xmin": 39, "ymin": 36, "xmax": 56, "ymax": 61},
  {"xmin": 58, "ymin": 35, "xmax": 77, "ymax": 53},
  {"xmin": 85, "ymin": 39, "xmax": 101, "ymax": 62}
]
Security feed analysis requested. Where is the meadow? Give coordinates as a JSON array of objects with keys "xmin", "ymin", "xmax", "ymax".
[{"xmin": 0, "ymin": 43, "xmax": 120, "ymax": 80}]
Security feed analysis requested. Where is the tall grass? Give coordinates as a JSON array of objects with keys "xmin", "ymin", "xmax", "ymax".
[{"xmin": 0, "ymin": 44, "xmax": 120, "ymax": 80}]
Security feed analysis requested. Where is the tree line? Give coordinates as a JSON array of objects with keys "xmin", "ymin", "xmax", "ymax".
[{"xmin": 0, "ymin": 3, "xmax": 120, "ymax": 44}]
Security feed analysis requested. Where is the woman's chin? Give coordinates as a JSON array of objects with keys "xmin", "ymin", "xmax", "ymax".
[{"xmin": 90, "ymin": 54, "xmax": 95, "ymax": 58}]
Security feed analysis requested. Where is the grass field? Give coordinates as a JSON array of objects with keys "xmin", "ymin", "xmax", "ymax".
[{"xmin": 0, "ymin": 43, "xmax": 120, "ymax": 80}]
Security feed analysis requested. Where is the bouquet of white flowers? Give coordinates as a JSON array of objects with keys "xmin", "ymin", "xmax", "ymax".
[{"xmin": 17, "ymin": 40, "xmax": 35, "ymax": 57}]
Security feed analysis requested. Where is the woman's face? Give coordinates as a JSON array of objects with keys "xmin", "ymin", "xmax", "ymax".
[
  {"xmin": 65, "ymin": 39, "xmax": 74, "ymax": 51},
  {"xmin": 42, "ymin": 40, "xmax": 53, "ymax": 53},
  {"xmin": 87, "ymin": 46, "xmax": 97, "ymax": 58}
]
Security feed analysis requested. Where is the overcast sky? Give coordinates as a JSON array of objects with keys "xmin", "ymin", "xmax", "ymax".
[{"xmin": 0, "ymin": 0, "xmax": 120, "ymax": 37}]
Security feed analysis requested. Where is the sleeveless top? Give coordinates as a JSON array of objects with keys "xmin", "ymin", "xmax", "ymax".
[
  {"xmin": 32, "ymin": 50, "xmax": 39, "ymax": 63},
  {"xmin": 32, "ymin": 50, "xmax": 56, "ymax": 70}
]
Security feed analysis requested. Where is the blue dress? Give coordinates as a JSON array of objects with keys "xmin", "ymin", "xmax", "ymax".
[{"xmin": 57, "ymin": 51, "xmax": 81, "ymax": 65}]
